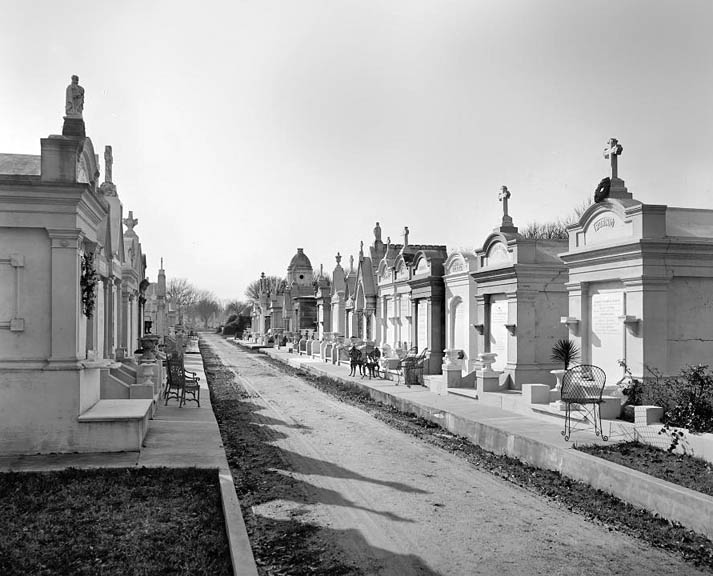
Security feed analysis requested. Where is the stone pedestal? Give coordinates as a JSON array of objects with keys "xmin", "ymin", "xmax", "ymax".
[{"xmin": 522, "ymin": 383, "xmax": 551, "ymax": 404}]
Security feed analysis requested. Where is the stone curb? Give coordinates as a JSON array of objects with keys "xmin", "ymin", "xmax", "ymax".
[
  {"xmin": 218, "ymin": 467, "xmax": 259, "ymax": 576},
  {"xmin": 260, "ymin": 345, "xmax": 713, "ymax": 539}
]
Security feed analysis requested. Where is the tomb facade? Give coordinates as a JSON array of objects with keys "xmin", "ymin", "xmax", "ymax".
[
  {"xmin": 472, "ymin": 187, "xmax": 569, "ymax": 388},
  {"xmin": 562, "ymin": 139, "xmax": 713, "ymax": 385}
]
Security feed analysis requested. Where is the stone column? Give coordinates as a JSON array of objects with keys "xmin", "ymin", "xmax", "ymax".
[
  {"xmin": 102, "ymin": 278, "xmax": 112, "ymax": 358},
  {"xmin": 47, "ymin": 229, "xmax": 83, "ymax": 365},
  {"xmin": 113, "ymin": 278, "xmax": 122, "ymax": 357}
]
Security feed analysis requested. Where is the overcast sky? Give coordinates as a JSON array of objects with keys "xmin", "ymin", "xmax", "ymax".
[{"xmin": 2, "ymin": 0, "xmax": 712, "ymax": 300}]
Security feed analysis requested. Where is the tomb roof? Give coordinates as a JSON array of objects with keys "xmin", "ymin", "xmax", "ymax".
[
  {"xmin": 0, "ymin": 153, "xmax": 41, "ymax": 175},
  {"xmin": 288, "ymin": 248, "xmax": 312, "ymax": 270}
]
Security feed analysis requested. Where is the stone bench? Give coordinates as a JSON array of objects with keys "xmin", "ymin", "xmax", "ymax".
[{"xmin": 78, "ymin": 399, "xmax": 153, "ymax": 452}]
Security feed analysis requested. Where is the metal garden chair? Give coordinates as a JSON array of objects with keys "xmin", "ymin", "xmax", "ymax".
[{"xmin": 560, "ymin": 364, "xmax": 608, "ymax": 441}]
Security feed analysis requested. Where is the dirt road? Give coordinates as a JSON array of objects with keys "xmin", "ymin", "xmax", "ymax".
[{"xmin": 205, "ymin": 334, "xmax": 706, "ymax": 576}]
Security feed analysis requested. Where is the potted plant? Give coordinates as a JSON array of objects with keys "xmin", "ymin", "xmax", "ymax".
[{"xmin": 550, "ymin": 339, "xmax": 580, "ymax": 392}]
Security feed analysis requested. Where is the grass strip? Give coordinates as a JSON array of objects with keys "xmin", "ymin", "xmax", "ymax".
[
  {"xmin": 577, "ymin": 441, "xmax": 713, "ymax": 497},
  {"xmin": 0, "ymin": 467, "xmax": 232, "ymax": 576}
]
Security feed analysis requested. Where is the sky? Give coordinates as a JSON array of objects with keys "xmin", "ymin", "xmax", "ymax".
[{"xmin": 2, "ymin": 0, "xmax": 712, "ymax": 301}]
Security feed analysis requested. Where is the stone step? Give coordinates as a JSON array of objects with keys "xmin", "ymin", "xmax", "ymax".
[{"xmin": 77, "ymin": 399, "xmax": 153, "ymax": 452}]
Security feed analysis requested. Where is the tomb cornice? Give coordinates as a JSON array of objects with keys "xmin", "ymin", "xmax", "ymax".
[{"xmin": 471, "ymin": 264, "xmax": 517, "ymax": 282}]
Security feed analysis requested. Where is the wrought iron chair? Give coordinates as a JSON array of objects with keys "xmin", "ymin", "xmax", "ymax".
[
  {"xmin": 403, "ymin": 347, "xmax": 429, "ymax": 387},
  {"xmin": 560, "ymin": 364, "xmax": 608, "ymax": 441},
  {"xmin": 165, "ymin": 353, "xmax": 201, "ymax": 407}
]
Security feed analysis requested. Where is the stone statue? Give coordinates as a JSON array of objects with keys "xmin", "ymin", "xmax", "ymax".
[
  {"xmin": 402, "ymin": 226, "xmax": 409, "ymax": 247},
  {"xmin": 374, "ymin": 222, "xmax": 382, "ymax": 243},
  {"xmin": 349, "ymin": 255, "xmax": 354, "ymax": 272},
  {"xmin": 104, "ymin": 146, "xmax": 113, "ymax": 183},
  {"xmin": 336, "ymin": 252, "xmax": 342, "ymax": 265},
  {"xmin": 65, "ymin": 75, "xmax": 85, "ymax": 118}
]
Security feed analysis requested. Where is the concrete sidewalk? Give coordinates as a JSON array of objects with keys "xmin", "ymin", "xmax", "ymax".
[
  {"xmin": 240, "ymin": 340, "xmax": 713, "ymax": 540},
  {"xmin": 0, "ymin": 352, "xmax": 258, "ymax": 576}
]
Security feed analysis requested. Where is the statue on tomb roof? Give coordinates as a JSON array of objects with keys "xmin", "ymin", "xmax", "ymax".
[
  {"xmin": 374, "ymin": 222, "xmax": 382, "ymax": 243},
  {"xmin": 336, "ymin": 252, "xmax": 342, "ymax": 266},
  {"xmin": 104, "ymin": 146, "xmax": 113, "ymax": 183},
  {"xmin": 65, "ymin": 75, "xmax": 84, "ymax": 118}
]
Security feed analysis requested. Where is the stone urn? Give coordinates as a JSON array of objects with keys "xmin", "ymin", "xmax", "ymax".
[
  {"xmin": 443, "ymin": 349, "xmax": 463, "ymax": 369},
  {"xmin": 139, "ymin": 335, "xmax": 160, "ymax": 363},
  {"xmin": 550, "ymin": 369, "xmax": 566, "ymax": 392}
]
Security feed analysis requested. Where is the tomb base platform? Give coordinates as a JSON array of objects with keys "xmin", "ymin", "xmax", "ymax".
[{"xmin": 78, "ymin": 399, "xmax": 153, "ymax": 452}]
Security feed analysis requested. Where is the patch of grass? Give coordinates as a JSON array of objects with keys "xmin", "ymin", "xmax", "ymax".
[
  {"xmin": 0, "ymin": 467, "xmax": 232, "ymax": 576},
  {"xmin": 577, "ymin": 441, "xmax": 713, "ymax": 497}
]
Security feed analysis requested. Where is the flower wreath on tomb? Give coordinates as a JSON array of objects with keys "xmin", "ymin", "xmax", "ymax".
[{"xmin": 80, "ymin": 252, "xmax": 98, "ymax": 317}]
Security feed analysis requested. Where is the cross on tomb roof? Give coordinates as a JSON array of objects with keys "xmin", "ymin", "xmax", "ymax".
[{"xmin": 604, "ymin": 138, "xmax": 623, "ymax": 180}]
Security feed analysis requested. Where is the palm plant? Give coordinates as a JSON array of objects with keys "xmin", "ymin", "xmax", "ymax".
[{"xmin": 551, "ymin": 339, "xmax": 580, "ymax": 370}]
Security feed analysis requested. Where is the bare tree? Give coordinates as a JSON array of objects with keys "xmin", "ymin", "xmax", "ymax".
[
  {"xmin": 521, "ymin": 200, "xmax": 592, "ymax": 240},
  {"xmin": 194, "ymin": 291, "xmax": 221, "ymax": 328},
  {"xmin": 166, "ymin": 278, "xmax": 198, "ymax": 324},
  {"xmin": 225, "ymin": 299, "xmax": 252, "ymax": 316},
  {"xmin": 245, "ymin": 275, "xmax": 286, "ymax": 302}
]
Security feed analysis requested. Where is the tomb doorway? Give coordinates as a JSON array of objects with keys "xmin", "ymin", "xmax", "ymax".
[
  {"xmin": 488, "ymin": 295, "xmax": 508, "ymax": 371},
  {"xmin": 587, "ymin": 282, "xmax": 625, "ymax": 385}
]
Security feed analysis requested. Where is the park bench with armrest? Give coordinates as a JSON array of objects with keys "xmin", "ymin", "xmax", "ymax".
[{"xmin": 164, "ymin": 353, "xmax": 201, "ymax": 408}]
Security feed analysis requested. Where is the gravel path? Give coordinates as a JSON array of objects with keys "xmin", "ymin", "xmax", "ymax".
[{"xmin": 205, "ymin": 334, "xmax": 707, "ymax": 576}]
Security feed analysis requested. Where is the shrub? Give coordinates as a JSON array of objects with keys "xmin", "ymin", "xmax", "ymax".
[
  {"xmin": 551, "ymin": 339, "xmax": 580, "ymax": 369},
  {"xmin": 620, "ymin": 362, "xmax": 713, "ymax": 435}
]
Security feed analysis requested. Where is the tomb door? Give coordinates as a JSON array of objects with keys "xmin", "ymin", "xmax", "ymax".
[
  {"xmin": 417, "ymin": 300, "xmax": 428, "ymax": 352},
  {"xmin": 489, "ymin": 295, "xmax": 508, "ymax": 371},
  {"xmin": 385, "ymin": 298, "xmax": 393, "ymax": 346},
  {"xmin": 453, "ymin": 299, "xmax": 467, "ymax": 355},
  {"xmin": 587, "ymin": 283, "xmax": 624, "ymax": 385}
]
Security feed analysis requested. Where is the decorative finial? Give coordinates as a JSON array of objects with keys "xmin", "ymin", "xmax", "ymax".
[
  {"xmin": 604, "ymin": 138, "xmax": 623, "ymax": 180},
  {"xmin": 123, "ymin": 210, "xmax": 138, "ymax": 233},
  {"xmin": 65, "ymin": 75, "xmax": 84, "ymax": 118}
]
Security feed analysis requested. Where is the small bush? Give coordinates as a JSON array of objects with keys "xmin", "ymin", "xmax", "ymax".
[
  {"xmin": 621, "ymin": 363, "xmax": 713, "ymax": 434},
  {"xmin": 551, "ymin": 339, "xmax": 580, "ymax": 370}
]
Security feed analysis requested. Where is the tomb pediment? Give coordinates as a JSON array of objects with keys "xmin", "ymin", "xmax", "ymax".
[
  {"xmin": 581, "ymin": 209, "xmax": 628, "ymax": 246},
  {"xmin": 480, "ymin": 239, "xmax": 513, "ymax": 268},
  {"xmin": 414, "ymin": 256, "xmax": 429, "ymax": 275}
]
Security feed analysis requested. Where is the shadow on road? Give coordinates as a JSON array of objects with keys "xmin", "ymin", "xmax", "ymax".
[{"xmin": 203, "ymin": 345, "xmax": 442, "ymax": 575}]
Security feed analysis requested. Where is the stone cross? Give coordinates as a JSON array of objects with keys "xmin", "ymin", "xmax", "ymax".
[
  {"xmin": 604, "ymin": 138, "xmax": 623, "ymax": 179},
  {"xmin": 104, "ymin": 146, "xmax": 113, "ymax": 183},
  {"xmin": 123, "ymin": 210, "xmax": 138, "ymax": 232},
  {"xmin": 402, "ymin": 226, "xmax": 409, "ymax": 247},
  {"xmin": 498, "ymin": 186, "xmax": 511, "ymax": 218}
]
